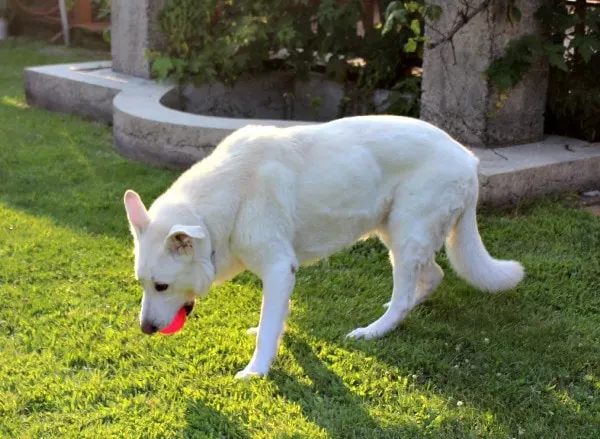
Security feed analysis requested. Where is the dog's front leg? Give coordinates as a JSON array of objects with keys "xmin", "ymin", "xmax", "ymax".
[{"xmin": 235, "ymin": 260, "xmax": 296, "ymax": 379}]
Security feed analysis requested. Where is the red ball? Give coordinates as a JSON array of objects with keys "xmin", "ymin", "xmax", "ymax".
[{"xmin": 159, "ymin": 306, "xmax": 187, "ymax": 335}]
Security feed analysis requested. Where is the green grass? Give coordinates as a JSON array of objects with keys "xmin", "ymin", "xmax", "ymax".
[{"xmin": 1, "ymin": 39, "xmax": 599, "ymax": 439}]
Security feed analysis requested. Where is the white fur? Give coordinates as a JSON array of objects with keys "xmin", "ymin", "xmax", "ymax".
[{"xmin": 123, "ymin": 115, "xmax": 524, "ymax": 378}]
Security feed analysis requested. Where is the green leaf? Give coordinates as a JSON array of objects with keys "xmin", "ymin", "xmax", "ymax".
[
  {"xmin": 382, "ymin": 7, "xmax": 407, "ymax": 35},
  {"xmin": 491, "ymin": 71, "xmax": 514, "ymax": 92},
  {"xmin": 547, "ymin": 51, "xmax": 568, "ymax": 72},
  {"xmin": 572, "ymin": 35, "xmax": 597, "ymax": 63},
  {"xmin": 404, "ymin": 1, "xmax": 420, "ymax": 13},
  {"xmin": 391, "ymin": 8, "xmax": 407, "ymax": 25},
  {"xmin": 385, "ymin": 1, "xmax": 402, "ymax": 18},
  {"xmin": 382, "ymin": 17, "xmax": 395, "ymax": 35},
  {"xmin": 151, "ymin": 57, "xmax": 174, "ymax": 80},
  {"xmin": 404, "ymin": 38, "xmax": 418, "ymax": 53},
  {"xmin": 410, "ymin": 19, "xmax": 421, "ymax": 36},
  {"xmin": 579, "ymin": 42, "xmax": 593, "ymax": 63}
]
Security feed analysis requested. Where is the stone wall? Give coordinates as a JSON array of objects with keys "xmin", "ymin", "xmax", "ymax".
[{"xmin": 420, "ymin": 0, "xmax": 549, "ymax": 147}]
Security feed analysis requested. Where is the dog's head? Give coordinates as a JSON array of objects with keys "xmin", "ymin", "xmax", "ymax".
[{"xmin": 123, "ymin": 190, "xmax": 215, "ymax": 334}]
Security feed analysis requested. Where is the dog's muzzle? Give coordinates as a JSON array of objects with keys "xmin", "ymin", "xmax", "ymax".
[
  {"xmin": 140, "ymin": 301, "xmax": 195, "ymax": 335},
  {"xmin": 141, "ymin": 321, "xmax": 158, "ymax": 334}
]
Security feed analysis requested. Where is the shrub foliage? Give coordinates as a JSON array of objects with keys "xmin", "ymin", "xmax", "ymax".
[
  {"xmin": 148, "ymin": 0, "xmax": 599, "ymax": 140},
  {"xmin": 149, "ymin": 0, "xmax": 440, "ymax": 118}
]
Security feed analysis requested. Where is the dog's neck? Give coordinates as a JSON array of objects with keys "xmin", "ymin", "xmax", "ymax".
[
  {"xmin": 189, "ymin": 209, "xmax": 245, "ymax": 285},
  {"xmin": 209, "ymin": 238, "xmax": 245, "ymax": 285}
]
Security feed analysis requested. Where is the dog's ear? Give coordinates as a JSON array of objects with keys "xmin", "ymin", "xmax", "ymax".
[
  {"xmin": 165, "ymin": 225, "xmax": 206, "ymax": 257},
  {"xmin": 124, "ymin": 190, "xmax": 149, "ymax": 237}
]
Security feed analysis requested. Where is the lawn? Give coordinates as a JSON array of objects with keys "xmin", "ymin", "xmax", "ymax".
[{"xmin": 0, "ymin": 39, "xmax": 599, "ymax": 439}]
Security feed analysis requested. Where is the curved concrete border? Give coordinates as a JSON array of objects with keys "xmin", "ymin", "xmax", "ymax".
[
  {"xmin": 24, "ymin": 61, "xmax": 316, "ymax": 169},
  {"xmin": 23, "ymin": 61, "xmax": 600, "ymax": 205},
  {"xmin": 113, "ymin": 80, "xmax": 315, "ymax": 169}
]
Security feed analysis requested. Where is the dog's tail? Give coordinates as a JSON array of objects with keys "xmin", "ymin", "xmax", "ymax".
[{"xmin": 445, "ymin": 201, "xmax": 524, "ymax": 292}]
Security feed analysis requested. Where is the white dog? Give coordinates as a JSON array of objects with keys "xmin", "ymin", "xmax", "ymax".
[{"xmin": 123, "ymin": 115, "xmax": 524, "ymax": 379}]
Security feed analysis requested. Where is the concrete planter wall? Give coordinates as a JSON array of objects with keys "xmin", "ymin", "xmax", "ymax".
[{"xmin": 161, "ymin": 71, "xmax": 395, "ymax": 123}]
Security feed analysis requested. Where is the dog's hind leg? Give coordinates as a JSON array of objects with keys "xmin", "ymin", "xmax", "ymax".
[
  {"xmin": 383, "ymin": 259, "xmax": 444, "ymax": 308},
  {"xmin": 348, "ymin": 199, "xmax": 454, "ymax": 340},
  {"xmin": 414, "ymin": 259, "xmax": 445, "ymax": 305},
  {"xmin": 347, "ymin": 237, "xmax": 430, "ymax": 339},
  {"xmin": 378, "ymin": 231, "xmax": 444, "ymax": 309}
]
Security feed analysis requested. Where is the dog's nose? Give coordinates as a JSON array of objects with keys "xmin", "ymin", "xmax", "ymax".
[{"xmin": 141, "ymin": 321, "xmax": 158, "ymax": 334}]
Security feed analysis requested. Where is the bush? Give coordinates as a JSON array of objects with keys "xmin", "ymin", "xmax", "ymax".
[
  {"xmin": 149, "ymin": 0, "xmax": 440, "ymax": 118},
  {"xmin": 542, "ymin": 2, "xmax": 600, "ymax": 142},
  {"xmin": 486, "ymin": 1, "xmax": 600, "ymax": 142},
  {"xmin": 92, "ymin": 0, "xmax": 111, "ymax": 20},
  {"xmin": 150, "ymin": 0, "xmax": 597, "ymax": 138}
]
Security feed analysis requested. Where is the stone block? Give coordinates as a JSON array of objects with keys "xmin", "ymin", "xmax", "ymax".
[
  {"xmin": 111, "ymin": 0, "xmax": 166, "ymax": 78},
  {"xmin": 24, "ymin": 62, "xmax": 118, "ymax": 124},
  {"xmin": 421, "ymin": 0, "xmax": 549, "ymax": 147},
  {"xmin": 475, "ymin": 137, "xmax": 600, "ymax": 205}
]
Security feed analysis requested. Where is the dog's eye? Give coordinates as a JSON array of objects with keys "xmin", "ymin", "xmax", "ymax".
[{"xmin": 154, "ymin": 283, "xmax": 169, "ymax": 292}]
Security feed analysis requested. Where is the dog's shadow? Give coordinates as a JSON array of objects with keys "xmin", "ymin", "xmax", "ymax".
[
  {"xmin": 269, "ymin": 333, "xmax": 425, "ymax": 438},
  {"xmin": 184, "ymin": 399, "xmax": 251, "ymax": 438},
  {"xmin": 286, "ymin": 248, "xmax": 599, "ymax": 438}
]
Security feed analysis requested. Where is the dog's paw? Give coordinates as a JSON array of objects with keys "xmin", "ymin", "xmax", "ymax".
[
  {"xmin": 246, "ymin": 327, "xmax": 258, "ymax": 335},
  {"xmin": 234, "ymin": 367, "xmax": 266, "ymax": 380},
  {"xmin": 346, "ymin": 324, "xmax": 390, "ymax": 340},
  {"xmin": 346, "ymin": 326, "xmax": 382, "ymax": 340}
]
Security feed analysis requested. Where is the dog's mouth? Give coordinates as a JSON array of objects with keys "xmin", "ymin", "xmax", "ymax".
[
  {"xmin": 156, "ymin": 300, "xmax": 196, "ymax": 335},
  {"xmin": 183, "ymin": 301, "xmax": 195, "ymax": 316}
]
